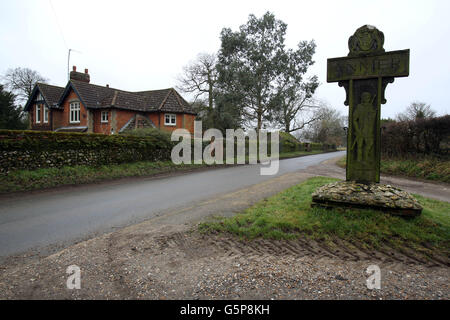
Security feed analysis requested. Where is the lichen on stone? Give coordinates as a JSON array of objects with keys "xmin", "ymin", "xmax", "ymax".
[{"xmin": 311, "ymin": 181, "xmax": 422, "ymax": 217}]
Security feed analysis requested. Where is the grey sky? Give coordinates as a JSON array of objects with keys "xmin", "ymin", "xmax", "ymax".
[{"xmin": 1, "ymin": 0, "xmax": 449, "ymax": 119}]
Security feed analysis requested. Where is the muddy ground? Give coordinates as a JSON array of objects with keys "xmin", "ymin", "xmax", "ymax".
[{"xmin": 0, "ymin": 157, "xmax": 448, "ymax": 299}]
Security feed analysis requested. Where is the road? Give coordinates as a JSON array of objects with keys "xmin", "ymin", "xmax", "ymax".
[{"xmin": 0, "ymin": 151, "xmax": 344, "ymax": 258}]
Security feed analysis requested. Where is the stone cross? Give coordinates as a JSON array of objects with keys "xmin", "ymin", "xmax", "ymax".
[{"xmin": 327, "ymin": 25, "xmax": 409, "ymax": 183}]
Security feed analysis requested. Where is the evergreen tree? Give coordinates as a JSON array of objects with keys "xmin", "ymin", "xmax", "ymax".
[{"xmin": 0, "ymin": 84, "xmax": 27, "ymax": 129}]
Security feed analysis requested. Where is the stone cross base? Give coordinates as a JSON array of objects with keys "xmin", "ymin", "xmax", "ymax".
[{"xmin": 311, "ymin": 181, "xmax": 422, "ymax": 217}]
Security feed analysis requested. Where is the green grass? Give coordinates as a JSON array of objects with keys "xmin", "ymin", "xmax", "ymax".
[
  {"xmin": 278, "ymin": 149, "xmax": 332, "ymax": 159},
  {"xmin": 337, "ymin": 156, "xmax": 450, "ymax": 183},
  {"xmin": 0, "ymin": 161, "xmax": 209, "ymax": 193},
  {"xmin": 0, "ymin": 150, "xmax": 333, "ymax": 194},
  {"xmin": 199, "ymin": 177, "xmax": 450, "ymax": 257}
]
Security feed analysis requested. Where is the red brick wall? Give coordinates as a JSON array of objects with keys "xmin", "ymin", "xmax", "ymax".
[
  {"xmin": 29, "ymin": 103, "xmax": 52, "ymax": 131},
  {"xmin": 59, "ymin": 90, "xmax": 88, "ymax": 128},
  {"xmin": 113, "ymin": 110, "xmax": 136, "ymax": 134},
  {"xmin": 29, "ymin": 92, "xmax": 196, "ymax": 135},
  {"xmin": 93, "ymin": 109, "xmax": 111, "ymax": 134},
  {"xmin": 183, "ymin": 114, "xmax": 196, "ymax": 134},
  {"xmin": 148, "ymin": 113, "xmax": 160, "ymax": 129},
  {"xmin": 152, "ymin": 112, "xmax": 195, "ymax": 134},
  {"xmin": 52, "ymin": 109, "xmax": 64, "ymax": 130}
]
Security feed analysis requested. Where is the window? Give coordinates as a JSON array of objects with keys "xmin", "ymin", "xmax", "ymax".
[
  {"xmin": 43, "ymin": 105, "xmax": 49, "ymax": 123},
  {"xmin": 164, "ymin": 113, "xmax": 176, "ymax": 126},
  {"xmin": 70, "ymin": 102, "xmax": 80, "ymax": 123},
  {"xmin": 36, "ymin": 93, "xmax": 43, "ymax": 101},
  {"xmin": 36, "ymin": 104, "xmax": 41, "ymax": 123},
  {"xmin": 101, "ymin": 111, "xmax": 109, "ymax": 123}
]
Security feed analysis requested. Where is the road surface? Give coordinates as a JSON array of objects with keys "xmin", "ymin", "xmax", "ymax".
[{"xmin": 0, "ymin": 151, "xmax": 344, "ymax": 258}]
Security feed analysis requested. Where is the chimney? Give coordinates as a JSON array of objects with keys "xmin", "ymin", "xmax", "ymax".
[
  {"xmin": 70, "ymin": 66, "xmax": 90, "ymax": 83},
  {"xmin": 106, "ymin": 84, "xmax": 109, "ymax": 88}
]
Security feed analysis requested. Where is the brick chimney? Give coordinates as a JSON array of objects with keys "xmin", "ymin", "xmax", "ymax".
[{"xmin": 70, "ymin": 65, "xmax": 90, "ymax": 83}]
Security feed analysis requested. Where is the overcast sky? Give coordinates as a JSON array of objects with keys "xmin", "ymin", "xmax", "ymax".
[{"xmin": 1, "ymin": 0, "xmax": 449, "ymax": 119}]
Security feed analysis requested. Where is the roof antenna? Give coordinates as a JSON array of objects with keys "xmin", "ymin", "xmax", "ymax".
[{"xmin": 67, "ymin": 48, "xmax": 82, "ymax": 81}]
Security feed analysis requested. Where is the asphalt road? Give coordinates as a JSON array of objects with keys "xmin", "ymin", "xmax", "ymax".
[{"xmin": 0, "ymin": 151, "xmax": 344, "ymax": 258}]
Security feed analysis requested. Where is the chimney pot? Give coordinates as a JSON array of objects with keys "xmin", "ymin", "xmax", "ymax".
[
  {"xmin": 69, "ymin": 66, "xmax": 90, "ymax": 83},
  {"xmin": 106, "ymin": 84, "xmax": 109, "ymax": 88}
]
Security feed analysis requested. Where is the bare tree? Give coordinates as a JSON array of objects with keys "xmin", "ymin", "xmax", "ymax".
[
  {"xmin": 274, "ymin": 86, "xmax": 322, "ymax": 133},
  {"xmin": 2, "ymin": 67, "xmax": 48, "ymax": 105},
  {"xmin": 177, "ymin": 53, "xmax": 217, "ymax": 111},
  {"xmin": 300, "ymin": 106, "xmax": 346, "ymax": 146},
  {"xmin": 396, "ymin": 101, "xmax": 436, "ymax": 121}
]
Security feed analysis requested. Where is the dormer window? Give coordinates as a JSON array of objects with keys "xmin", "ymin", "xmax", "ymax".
[
  {"xmin": 70, "ymin": 102, "xmax": 80, "ymax": 123},
  {"xmin": 36, "ymin": 93, "xmax": 43, "ymax": 101}
]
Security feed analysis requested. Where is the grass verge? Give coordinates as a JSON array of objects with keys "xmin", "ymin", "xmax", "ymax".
[
  {"xmin": 337, "ymin": 156, "xmax": 450, "ymax": 183},
  {"xmin": 0, "ymin": 161, "xmax": 209, "ymax": 194},
  {"xmin": 278, "ymin": 149, "xmax": 334, "ymax": 159},
  {"xmin": 199, "ymin": 177, "xmax": 450, "ymax": 259},
  {"xmin": 0, "ymin": 150, "xmax": 336, "ymax": 194}
]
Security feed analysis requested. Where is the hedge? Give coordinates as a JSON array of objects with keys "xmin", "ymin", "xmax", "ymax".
[
  {"xmin": 0, "ymin": 130, "xmax": 174, "ymax": 173},
  {"xmin": 0, "ymin": 129, "xmax": 337, "ymax": 174},
  {"xmin": 381, "ymin": 115, "xmax": 450, "ymax": 158},
  {"xmin": 278, "ymin": 132, "xmax": 336, "ymax": 153}
]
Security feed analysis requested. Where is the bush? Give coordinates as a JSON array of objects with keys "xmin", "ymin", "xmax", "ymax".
[
  {"xmin": 381, "ymin": 115, "xmax": 450, "ymax": 157},
  {"xmin": 123, "ymin": 127, "xmax": 172, "ymax": 142},
  {"xmin": 0, "ymin": 130, "xmax": 174, "ymax": 173}
]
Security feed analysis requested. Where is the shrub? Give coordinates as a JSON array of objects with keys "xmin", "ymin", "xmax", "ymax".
[
  {"xmin": 278, "ymin": 132, "xmax": 300, "ymax": 153},
  {"xmin": 0, "ymin": 130, "xmax": 174, "ymax": 173},
  {"xmin": 381, "ymin": 115, "xmax": 450, "ymax": 157},
  {"xmin": 123, "ymin": 127, "xmax": 172, "ymax": 142}
]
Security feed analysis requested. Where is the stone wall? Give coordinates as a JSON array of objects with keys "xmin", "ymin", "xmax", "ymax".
[{"xmin": 0, "ymin": 130, "xmax": 173, "ymax": 174}]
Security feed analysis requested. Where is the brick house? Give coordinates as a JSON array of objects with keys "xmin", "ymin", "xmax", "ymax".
[{"xmin": 24, "ymin": 66, "xmax": 196, "ymax": 134}]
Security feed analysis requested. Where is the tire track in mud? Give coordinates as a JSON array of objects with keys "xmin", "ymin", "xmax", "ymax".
[{"xmin": 149, "ymin": 231, "xmax": 449, "ymax": 267}]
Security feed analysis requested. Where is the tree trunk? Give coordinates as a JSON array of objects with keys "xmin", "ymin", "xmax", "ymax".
[{"xmin": 207, "ymin": 74, "xmax": 213, "ymax": 111}]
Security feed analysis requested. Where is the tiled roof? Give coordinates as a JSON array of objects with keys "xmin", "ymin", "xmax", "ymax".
[
  {"xmin": 37, "ymin": 83, "xmax": 65, "ymax": 107},
  {"xmin": 24, "ymin": 83, "xmax": 65, "ymax": 111},
  {"xmin": 68, "ymin": 80, "xmax": 196, "ymax": 114},
  {"xmin": 26, "ymin": 79, "xmax": 196, "ymax": 115}
]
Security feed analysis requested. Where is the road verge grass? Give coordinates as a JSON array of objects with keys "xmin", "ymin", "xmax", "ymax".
[
  {"xmin": 199, "ymin": 177, "xmax": 450, "ymax": 259},
  {"xmin": 0, "ymin": 161, "xmax": 209, "ymax": 194},
  {"xmin": 0, "ymin": 150, "xmax": 336, "ymax": 194},
  {"xmin": 337, "ymin": 156, "xmax": 450, "ymax": 183}
]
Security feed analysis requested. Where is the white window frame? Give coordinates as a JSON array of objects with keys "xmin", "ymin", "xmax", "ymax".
[
  {"xmin": 164, "ymin": 113, "xmax": 176, "ymax": 126},
  {"xmin": 36, "ymin": 104, "xmax": 41, "ymax": 123},
  {"xmin": 70, "ymin": 102, "xmax": 81, "ymax": 124},
  {"xmin": 101, "ymin": 111, "xmax": 109, "ymax": 123},
  {"xmin": 43, "ymin": 105, "xmax": 49, "ymax": 123}
]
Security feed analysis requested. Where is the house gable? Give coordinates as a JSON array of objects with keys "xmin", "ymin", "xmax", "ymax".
[
  {"xmin": 57, "ymin": 81, "xmax": 88, "ymax": 109},
  {"xmin": 25, "ymin": 67, "xmax": 196, "ymax": 134},
  {"xmin": 25, "ymin": 83, "xmax": 65, "ymax": 130},
  {"xmin": 56, "ymin": 85, "xmax": 89, "ymax": 130},
  {"xmin": 24, "ymin": 83, "xmax": 64, "ymax": 112}
]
